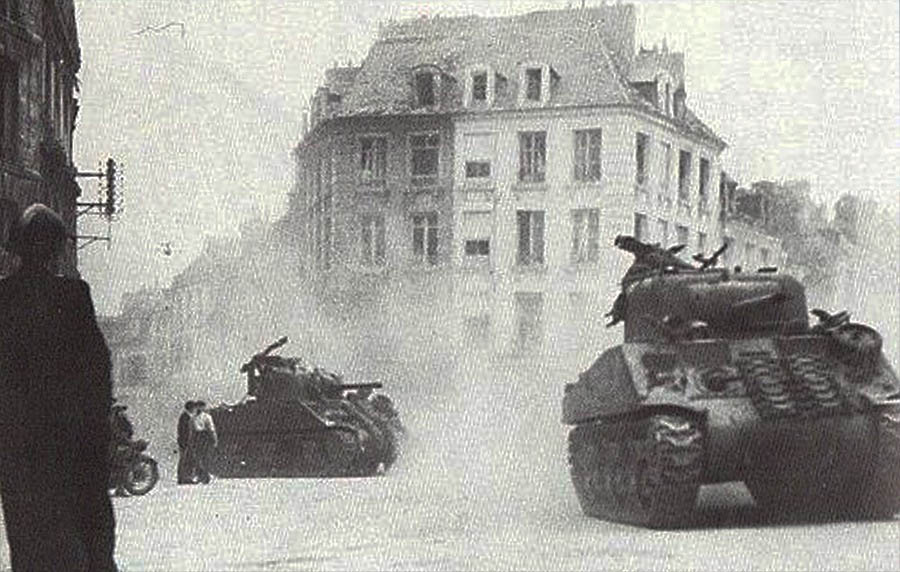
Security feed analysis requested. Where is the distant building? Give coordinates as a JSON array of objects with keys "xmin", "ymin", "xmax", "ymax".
[
  {"xmin": 291, "ymin": 6, "xmax": 736, "ymax": 370},
  {"xmin": 718, "ymin": 174, "xmax": 783, "ymax": 271},
  {"xmin": 0, "ymin": 0, "xmax": 82, "ymax": 276}
]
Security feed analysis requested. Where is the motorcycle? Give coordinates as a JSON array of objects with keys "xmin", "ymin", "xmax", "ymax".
[{"xmin": 109, "ymin": 438, "xmax": 160, "ymax": 496}]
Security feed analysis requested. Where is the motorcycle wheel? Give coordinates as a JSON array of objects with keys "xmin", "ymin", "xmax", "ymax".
[{"xmin": 124, "ymin": 455, "xmax": 159, "ymax": 496}]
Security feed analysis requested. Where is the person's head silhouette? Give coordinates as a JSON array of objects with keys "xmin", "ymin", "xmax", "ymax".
[{"xmin": 8, "ymin": 204, "xmax": 69, "ymax": 270}]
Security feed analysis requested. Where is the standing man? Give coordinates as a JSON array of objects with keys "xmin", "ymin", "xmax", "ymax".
[
  {"xmin": 191, "ymin": 400, "xmax": 218, "ymax": 484},
  {"xmin": 0, "ymin": 204, "xmax": 117, "ymax": 571},
  {"xmin": 177, "ymin": 401, "xmax": 197, "ymax": 484},
  {"xmin": 109, "ymin": 402, "xmax": 135, "ymax": 496}
]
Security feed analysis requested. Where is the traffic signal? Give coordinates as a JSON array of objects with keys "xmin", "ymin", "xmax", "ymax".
[{"xmin": 105, "ymin": 158, "xmax": 117, "ymax": 216}]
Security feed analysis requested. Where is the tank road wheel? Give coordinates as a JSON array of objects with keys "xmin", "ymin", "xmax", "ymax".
[{"xmin": 568, "ymin": 414, "xmax": 704, "ymax": 528}]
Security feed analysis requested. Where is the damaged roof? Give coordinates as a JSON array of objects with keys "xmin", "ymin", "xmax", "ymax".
[{"xmin": 317, "ymin": 6, "xmax": 724, "ymax": 148}]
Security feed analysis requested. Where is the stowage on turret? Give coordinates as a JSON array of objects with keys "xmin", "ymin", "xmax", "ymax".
[
  {"xmin": 208, "ymin": 337, "xmax": 405, "ymax": 478},
  {"xmin": 563, "ymin": 236, "xmax": 900, "ymax": 528}
]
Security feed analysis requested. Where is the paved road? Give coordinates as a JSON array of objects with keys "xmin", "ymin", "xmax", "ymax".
[{"xmin": 2, "ymin": 465, "xmax": 895, "ymax": 571}]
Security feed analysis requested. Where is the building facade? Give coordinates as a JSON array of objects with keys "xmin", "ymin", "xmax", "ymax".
[
  {"xmin": 0, "ymin": 0, "xmax": 81, "ymax": 276},
  {"xmin": 293, "ymin": 6, "xmax": 774, "ymax": 373}
]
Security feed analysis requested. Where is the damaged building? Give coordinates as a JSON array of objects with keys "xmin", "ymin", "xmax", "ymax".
[{"xmin": 291, "ymin": 5, "xmax": 778, "ymax": 374}]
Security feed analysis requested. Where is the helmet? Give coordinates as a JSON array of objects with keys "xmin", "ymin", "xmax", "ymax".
[{"xmin": 7, "ymin": 203, "xmax": 70, "ymax": 261}]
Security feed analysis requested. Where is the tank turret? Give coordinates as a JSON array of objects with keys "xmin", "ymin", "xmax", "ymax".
[{"xmin": 562, "ymin": 236, "xmax": 900, "ymax": 528}]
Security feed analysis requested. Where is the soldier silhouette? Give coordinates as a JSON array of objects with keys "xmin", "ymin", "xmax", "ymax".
[{"xmin": 0, "ymin": 204, "xmax": 117, "ymax": 571}]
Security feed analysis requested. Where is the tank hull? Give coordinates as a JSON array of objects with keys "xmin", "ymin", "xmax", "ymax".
[
  {"xmin": 563, "ymin": 334, "xmax": 900, "ymax": 526},
  {"xmin": 209, "ymin": 399, "xmax": 398, "ymax": 478}
]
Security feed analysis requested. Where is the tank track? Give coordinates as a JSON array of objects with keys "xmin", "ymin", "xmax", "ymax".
[
  {"xmin": 738, "ymin": 351, "xmax": 845, "ymax": 419},
  {"xmin": 568, "ymin": 413, "xmax": 704, "ymax": 528}
]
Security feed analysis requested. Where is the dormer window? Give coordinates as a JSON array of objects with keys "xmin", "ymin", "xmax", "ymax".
[
  {"xmin": 519, "ymin": 64, "xmax": 557, "ymax": 106},
  {"xmin": 465, "ymin": 67, "xmax": 496, "ymax": 108},
  {"xmin": 415, "ymin": 71, "xmax": 436, "ymax": 107},
  {"xmin": 525, "ymin": 68, "xmax": 542, "ymax": 101}
]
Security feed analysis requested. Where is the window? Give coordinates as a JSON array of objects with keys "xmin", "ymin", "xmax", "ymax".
[
  {"xmin": 657, "ymin": 218, "xmax": 669, "ymax": 247},
  {"xmin": 633, "ymin": 213, "xmax": 648, "ymax": 241},
  {"xmin": 0, "ymin": 57, "xmax": 19, "ymax": 161},
  {"xmin": 462, "ymin": 132, "xmax": 495, "ymax": 185},
  {"xmin": 571, "ymin": 209, "xmax": 600, "ymax": 263},
  {"xmin": 465, "ymin": 161, "xmax": 491, "ymax": 179},
  {"xmin": 518, "ymin": 131, "xmax": 546, "ymax": 183},
  {"xmin": 472, "ymin": 72, "xmax": 488, "ymax": 102},
  {"xmin": 659, "ymin": 141, "xmax": 672, "ymax": 193},
  {"xmin": 635, "ymin": 132, "xmax": 649, "ymax": 185},
  {"xmin": 410, "ymin": 133, "xmax": 440, "ymax": 187},
  {"xmin": 697, "ymin": 232, "xmax": 707, "ymax": 255},
  {"xmin": 517, "ymin": 210, "xmax": 545, "ymax": 265},
  {"xmin": 359, "ymin": 136, "xmax": 387, "ymax": 186},
  {"xmin": 745, "ymin": 243, "xmax": 756, "ymax": 268},
  {"xmin": 462, "ymin": 211, "xmax": 491, "ymax": 260},
  {"xmin": 415, "ymin": 71, "xmax": 436, "ymax": 107},
  {"xmin": 676, "ymin": 225, "xmax": 689, "ymax": 247},
  {"xmin": 678, "ymin": 150, "xmax": 692, "ymax": 199},
  {"xmin": 360, "ymin": 214, "xmax": 386, "ymax": 267},
  {"xmin": 760, "ymin": 248, "xmax": 770, "ymax": 266},
  {"xmin": 574, "ymin": 129, "xmax": 602, "ymax": 182},
  {"xmin": 464, "ymin": 239, "xmax": 490, "ymax": 256},
  {"xmin": 516, "ymin": 292, "xmax": 544, "ymax": 352},
  {"xmin": 525, "ymin": 68, "xmax": 542, "ymax": 101},
  {"xmin": 412, "ymin": 212, "xmax": 439, "ymax": 265},
  {"xmin": 699, "ymin": 158, "xmax": 710, "ymax": 201}
]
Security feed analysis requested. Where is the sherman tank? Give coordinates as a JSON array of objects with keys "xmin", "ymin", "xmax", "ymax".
[
  {"xmin": 563, "ymin": 236, "xmax": 900, "ymax": 528},
  {"xmin": 208, "ymin": 337, "xmax": 404, "ymax": 478}
]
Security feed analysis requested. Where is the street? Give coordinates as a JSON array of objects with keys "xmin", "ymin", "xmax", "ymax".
[{"xmin": 2, "ymin": 449, "xmax": 896, "ymax": 571}]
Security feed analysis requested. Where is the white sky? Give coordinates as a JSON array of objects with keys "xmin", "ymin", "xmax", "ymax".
[{"xmin": 72, "ymin": 0, "xmax": 900, "ymax": 315}]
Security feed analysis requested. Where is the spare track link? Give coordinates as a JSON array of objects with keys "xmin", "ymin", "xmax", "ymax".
[
  {"xmin": 738, "ymin": 351, "xmax": 845, "ymax": 419},
  {"xmin": 568, "ymin": 413, "xmax": 704, "ymax": 528}
]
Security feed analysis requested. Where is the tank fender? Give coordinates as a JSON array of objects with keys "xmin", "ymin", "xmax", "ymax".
[{"xmin": 564, "ymin": 346, "xmax": 656, "ymax": 425}]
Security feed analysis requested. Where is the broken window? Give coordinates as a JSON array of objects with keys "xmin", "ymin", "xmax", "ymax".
[
  {"xmin": 415, "ymin": 71, "xmax": 436, "ymax": 107},
  {"xmin": 359, "ymin": 136, "xmax": 387, "ymax": 186},
  {"xmin": 518, "ymin": 131, "xmax": 546, "ymax": 183},
  {"xmin": 571, "ymin": 209, "xmax": 600, "ymax": 263},
  {"xmin": 360, "ymin": 214, "xmax": 386, "ymax": 267},
  {"xmin": 525, "ymin": 68, "xmax": 542, "ymax": 101},
  {"xmin": 635, "ymin": 132, "xmax": 649, "ymax": 185},
  {"xmin": 410, "ymin": 133, "xmax": 440, "ymax": 188},
  {"xmin": 412, "ymin": 212, "xmax": 439, "ymax": 265},
  {"xmin": 517, "ymin": 210, "xmax": 545, "ymax": 266},
  {"xmin": 574, "ymin": 129, "xmax": 602, "ymax": 182}
]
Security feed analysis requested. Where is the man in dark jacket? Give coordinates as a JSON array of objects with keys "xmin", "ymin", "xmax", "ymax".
[
  {"xmin": 177, "ymin": 400, "xmax": 197, "ymax": 484},
  {"xmin": 0, "ymin": 204, "xmax": 117, "ymax": 571}
]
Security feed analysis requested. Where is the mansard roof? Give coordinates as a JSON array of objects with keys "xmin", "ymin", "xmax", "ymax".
[{"xmin": 312, "ymin": 6, "xmax": 725, "ymax": 149}]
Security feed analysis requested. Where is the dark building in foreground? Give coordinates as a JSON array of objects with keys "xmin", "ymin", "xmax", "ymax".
[{"xmin": 0, "ymin": 0, "xmax": 82, "ymax": 276}]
